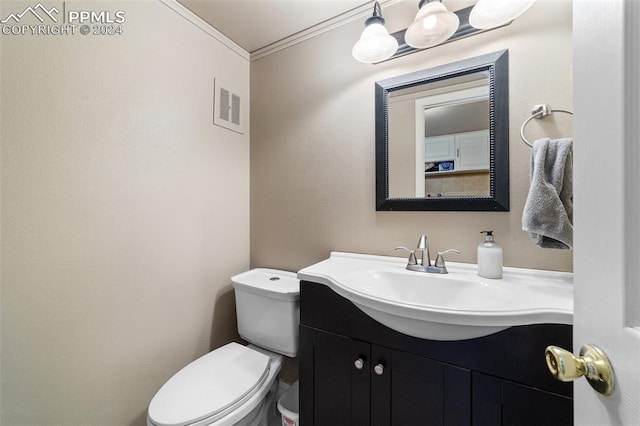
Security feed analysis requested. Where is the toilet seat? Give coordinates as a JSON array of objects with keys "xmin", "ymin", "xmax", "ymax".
[{"xmin": 148, "ymin": 343, "xmax": 270, "ymax": 426}]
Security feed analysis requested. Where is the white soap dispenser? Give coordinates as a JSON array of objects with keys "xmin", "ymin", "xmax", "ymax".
[{"xmin": 477, "ymin": 230, "xmax": 503, "ymax": 279}]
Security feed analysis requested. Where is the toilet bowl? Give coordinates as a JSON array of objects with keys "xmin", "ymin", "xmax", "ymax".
[
  {"xmin": 147, "ymin": 269, "xmax": 299, "ymax": 426},
  {"xmin": 147, "ymin": 343, "xmax": 282, "ymax": 426}
]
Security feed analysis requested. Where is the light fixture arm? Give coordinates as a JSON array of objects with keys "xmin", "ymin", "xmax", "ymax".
[
  {"xmin": 418, "ymin": 0, "xmax": 439, "ymax": 8},
  {"xmin": 364, "ymin": 2, "xmax": 385, "ymax": 27}
]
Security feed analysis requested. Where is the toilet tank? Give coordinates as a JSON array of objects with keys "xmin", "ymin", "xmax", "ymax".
[{"xmin": 231, "ymin": 269, "xmax": 300, "ymax": 357}]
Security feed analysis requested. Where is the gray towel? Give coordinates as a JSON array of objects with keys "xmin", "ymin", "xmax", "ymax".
[{"xmin": 522, "ymin": 138, "xmax": 573, "ymax": 250}]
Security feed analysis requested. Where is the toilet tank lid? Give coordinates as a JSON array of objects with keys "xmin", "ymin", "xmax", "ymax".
[{"xmin": 231, "ymin": 268, "xmax": 299, "ymax": 300}]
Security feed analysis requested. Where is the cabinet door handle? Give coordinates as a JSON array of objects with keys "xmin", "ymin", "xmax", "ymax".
[
  {"xmin": 374, "ymin": 363, "xmax": 384, "ymax": 375},
  {"xmin": 354, "ymin": 358, "xmax": 365, "ymax": 370}
]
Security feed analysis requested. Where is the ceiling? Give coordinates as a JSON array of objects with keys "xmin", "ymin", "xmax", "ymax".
[
  {"xmin": 177, "ymin": 0, "xmax": 374, "ymax": 53},
  {"xmin": 176, "ymin": 0, "xmax": 479, "ymax": 54}
]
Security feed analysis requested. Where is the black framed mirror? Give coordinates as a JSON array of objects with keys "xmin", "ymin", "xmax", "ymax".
[{"xmin": 375, "ymin": 50, "xmax": 509, "ymax": 211}]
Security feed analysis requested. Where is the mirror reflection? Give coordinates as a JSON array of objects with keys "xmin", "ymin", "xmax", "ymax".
[
  {"xmin": 388, "ymin": 71, "xmax": 490, "ymax": 198},
  {"xmin": 375, "ymin": 50, "xmax": 509, "ymax": 211}
]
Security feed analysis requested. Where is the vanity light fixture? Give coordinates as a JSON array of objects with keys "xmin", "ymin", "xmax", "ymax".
[
  {"xmin": 469, "ymin": 0, "xmax": 536, "ymax": 29},
  {"xmin": 405, "ymin": 0, "xmax": 460, "ymax": 49},
  {"xmin": 355, "ymin": 0, "xmax": 537, "ymax": 63},
  {"xmin": 352, "ymin": 1, "xmax": 398, "ymax": 63}
]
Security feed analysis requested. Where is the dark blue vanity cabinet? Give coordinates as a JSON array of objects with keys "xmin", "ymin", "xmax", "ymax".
[{"xmin": 299, "ymin": 281, "xmax": 573, "ymax": 426}]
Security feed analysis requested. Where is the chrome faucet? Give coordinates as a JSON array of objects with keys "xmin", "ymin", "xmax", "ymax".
[
  {"xmin": 417, "ymin": 234, "xmax": 430, "ymax": 267},
  {"xmin": 395, "ymin": 235, "xmax": 460, "ymax": 274}
]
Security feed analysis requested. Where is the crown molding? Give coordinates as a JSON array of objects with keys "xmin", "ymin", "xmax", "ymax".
[
  {"xmin": 250, "ymin": 0, "xmax": 402, "ymax": 61},
  {"xmin": 158, "ymin": 0, "xmax": 250, "ymax": 62}
]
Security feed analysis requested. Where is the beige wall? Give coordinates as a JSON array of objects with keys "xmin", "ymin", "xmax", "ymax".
[
  {"xmin": 0, "ymin": 1, "xmax": 249, "ymax": 424},
  {"xmin": 251, "ymin": 0, "xmax": 573, "ymax": 273},
  {"xmin": 388, "ymin": 98, "xmax": 416, "ymax": 197}
]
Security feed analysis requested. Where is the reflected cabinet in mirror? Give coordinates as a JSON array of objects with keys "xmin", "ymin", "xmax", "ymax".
[{"xmin": 376, "ymin": 50, "xmax": 509, "ymax": 211}]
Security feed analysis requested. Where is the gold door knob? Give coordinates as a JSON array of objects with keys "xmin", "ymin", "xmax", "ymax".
[{"xmin": 545, "ymin": 344, "xmax": 615, "ymax": 395}]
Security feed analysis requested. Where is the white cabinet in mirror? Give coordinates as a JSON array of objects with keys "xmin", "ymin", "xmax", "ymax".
[{"xmin": 423, "ymin": 130, "xmax": 490, "ymax": 198}]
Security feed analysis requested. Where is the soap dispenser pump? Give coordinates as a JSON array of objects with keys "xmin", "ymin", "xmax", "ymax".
[{"xmin": 477, "ymin": 230, "xmax": 503, "ymax": 279}]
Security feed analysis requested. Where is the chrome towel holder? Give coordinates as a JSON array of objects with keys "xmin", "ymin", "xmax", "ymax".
[{"xmin": 520, "ymin": 104, "xmax": 574, "ymax": 147}]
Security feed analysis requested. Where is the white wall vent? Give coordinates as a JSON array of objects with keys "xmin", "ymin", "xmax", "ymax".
[{"xmin": 214, "ymin": 78, "xmax": 245, "ymax": 134}]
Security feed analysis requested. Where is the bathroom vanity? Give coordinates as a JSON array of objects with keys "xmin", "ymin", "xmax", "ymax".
[{"xmin": 298, "ymin": 253, "xmax": 573, "ymax": 425}]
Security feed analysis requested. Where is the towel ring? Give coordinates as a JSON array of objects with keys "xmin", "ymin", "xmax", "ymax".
[{"xmin": 520, "ymin": 104, "xmax": 574, "ymax": 147}]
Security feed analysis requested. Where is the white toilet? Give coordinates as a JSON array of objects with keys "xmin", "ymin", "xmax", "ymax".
[{"xmin": 147, "ymin": 269, "xmax": 300, "ymax": 426}]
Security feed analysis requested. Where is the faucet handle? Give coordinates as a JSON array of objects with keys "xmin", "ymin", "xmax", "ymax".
[
  {"xmin": 434, "ymin": 249, "xmax": 460, "ymax": 268},
  {"xmin": 395, "ymin": 246, "xmax": 417, "ymax": 265}
]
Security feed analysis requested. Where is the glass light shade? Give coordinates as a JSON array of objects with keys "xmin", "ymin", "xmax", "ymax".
[
  {"xmin": 469, "ymin": 0, "xmax": 536, "ymax": 30},
  {"xmin": 352, "ymin": 22, "xmax": 398, "ymax": 63},
  {"xmin": 404, "ymin": 1, "xmax": 460, "ymax": 49}
]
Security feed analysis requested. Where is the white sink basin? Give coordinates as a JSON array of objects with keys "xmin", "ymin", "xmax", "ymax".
[{"xmin": 298, "ymin": 252, "xmax": 573, "ymax": 340}]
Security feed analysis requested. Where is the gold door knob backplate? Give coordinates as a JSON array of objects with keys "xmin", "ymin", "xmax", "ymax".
[{"xmin": 545, "ymin": 344, "xmax": 615, "ymax": 395}]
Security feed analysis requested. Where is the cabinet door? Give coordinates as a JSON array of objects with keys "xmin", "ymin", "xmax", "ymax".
[
  {"xmin": 425, "ymin": 135, "xmax": 456, "ymax": 162},
  {"xmin": 311, "ymin": 330, "xmax": 355, "ymax": 425},
  {"xmin": 352, "ymin": 339, "xmax": 372, "ymax": 426},
  {"xmin": 456, "ymin": 130, "xmax": 489, "ymax": 171},
  {"xmin": 472, "ymin": 372, "xmax": 573, "ymax": 426},
  {"xmin": 370, "ymin": 345, "xmax": 391, "ymax": 426},
  {"xmin": 306, "ymin": 329, "xmax": 373, "ymax": 426},
  {"xmin": 390, "ymin": 350, "xmax": 471, "ymax": 426}
]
